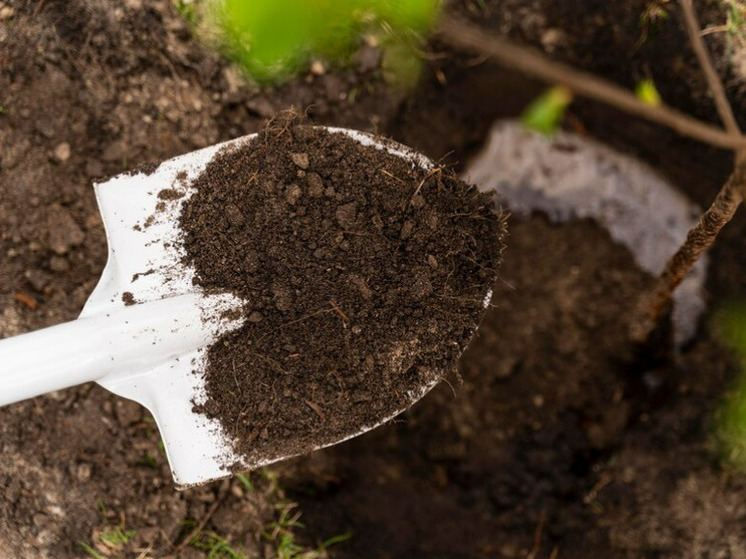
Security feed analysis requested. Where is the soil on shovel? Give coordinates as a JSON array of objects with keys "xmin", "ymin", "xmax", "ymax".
[{"xmin": 180, "ymin": 117, "xmax": 506, "ymax": 463}]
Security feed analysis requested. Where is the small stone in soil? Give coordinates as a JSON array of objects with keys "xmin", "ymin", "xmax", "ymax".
[
  {"xmin": 290, "ymin": 152, "xmax": 309, "ymax": 169},
  {"xmin": 47, "ymin": 204, "xmax": 84, "ymax": 255}
]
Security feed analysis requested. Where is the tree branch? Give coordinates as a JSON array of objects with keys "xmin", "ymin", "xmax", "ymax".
[
  {"xmin": 437, "ymin": 17, "xmax": 746, "ymax": 151},
  {"xmin": 630, "ymin": 161, "xmax": 746, "ymax": 344},
  {"xmin": 679, "ymin": 0, "xmax": 742, "ymax": 138}
]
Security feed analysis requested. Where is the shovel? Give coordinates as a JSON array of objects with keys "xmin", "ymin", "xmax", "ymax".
[{"xmin": 0, "ymin": 128, "xmax": 491, "ymax": 488}]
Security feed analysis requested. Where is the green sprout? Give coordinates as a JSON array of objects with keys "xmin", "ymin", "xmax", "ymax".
[
  {"xmin": 718, "ymin": 1, "xmax": 746, "ymax": 61},
  {"xmin": 264, "ymin": 501, "xmax": 305, "ymax": 557},
  {"xmin": 99, "ymin": 527, "xmax": 136, "ymax": 547},
  {"xmin": 77, "ymin": 526, "xmax": 136, "ymax": 558},
  {"xmin": 521, "ymin": 86, "xmax": 573, "ymax": 136},
  {"xmin": 263, "ymin": 500, "xmax": 350, "ymax": 559},
  {"xmin": 318, "ymin": 532, "xmax": 353, "ymax": 553},
  {"xmin": 174, "ymin": 469, "xmax": 351, "ymax": 559},
  {"xmin": 190, "ymin": 531, "xmax": 245, "ymax": 559},
  {"xmin": 635, "ymin": 78, "xmax": 662, "ymax": 106},
  {"xmin": 723, "ymin": 0, "xmax": 746, "ymax": 39}
]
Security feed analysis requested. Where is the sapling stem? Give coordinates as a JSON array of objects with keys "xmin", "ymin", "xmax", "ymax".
[
  {"xmin": 630, "ymin": 163, "xmax": 746, "ymax": 343},
  {"xmin": 629, "ymin": 0, "xmax": 746, "ymax": 344}
]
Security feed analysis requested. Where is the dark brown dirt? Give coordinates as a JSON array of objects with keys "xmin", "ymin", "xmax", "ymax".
[
  {"xmin": 283, "ymin": 216, "xmax": 740, "ymax": 559},
  {"xmin": 0, "ymin": 0, "xmax": 401, "ymax": 556},
  {"xmin": 3, "ymin": 0, "xmax": 746, "ymax": 557},
  {"xmin": 181, "ymin": 118, "xmax": 505, "ymax": 464}
]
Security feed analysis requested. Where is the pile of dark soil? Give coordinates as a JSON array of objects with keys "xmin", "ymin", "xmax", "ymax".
[{"xmin": 181, "ymin": 117, "xmax": 506, "ymax": 463}]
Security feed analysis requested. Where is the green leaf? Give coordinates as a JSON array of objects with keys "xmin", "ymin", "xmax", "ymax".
[
  {"xmin": 521, "ymin": 86, "xmax": 573, "ymax": 136},
  {"xmin": 208, "ymin": 0, "xmax": 438, "ymax": 83}
]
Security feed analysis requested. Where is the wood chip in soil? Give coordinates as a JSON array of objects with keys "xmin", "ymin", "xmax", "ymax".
[{"xmin": 180, "ymin": 117, "xmax": 506, "ymax": 467}]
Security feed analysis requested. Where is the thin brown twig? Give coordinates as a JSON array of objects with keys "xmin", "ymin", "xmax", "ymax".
[
  {"xmin": 700, "ymin": 24, "xmax": 731, "ymax": 36},
  {"xmin": 304, "ymin": 400, "xmax": 326, "ymax": 421},
  {"xmin": 412, "ymin": 166, "xmax": 442, "ymax": 198},
  {"xmin": 380, "ymin": 168, "xmax": 406, "ymax": 184},
  {"xmin": 329, "ymin": 300, "xmax": 349, "ymax": 322},
  {"xmin": 135, "ymin": 543, "xmax": 155, "ymax": 559},
  {"xmin": 679, "ymin": 0, "xmax": 742, "ymax": 138},
  {"xmin": 630, "ymin": 161, "xmax": 746, "ymax": 343},
  {"xmin": 437, "ymin": 17, "xmax": 746, "ymax": 151}
]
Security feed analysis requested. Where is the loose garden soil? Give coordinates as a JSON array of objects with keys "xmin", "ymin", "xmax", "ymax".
[
  {"xmin": 3, "ymin": 0, "xmax": 746, "ymax": 558},
  {"xmin": 181, "ymin": 119, "xmax": 504, "ymax": 463}
]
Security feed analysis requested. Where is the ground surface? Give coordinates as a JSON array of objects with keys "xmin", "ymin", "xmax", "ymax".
[{"xmin": 2, "ymin": 0, "xmax": 746, "ymax": 558}]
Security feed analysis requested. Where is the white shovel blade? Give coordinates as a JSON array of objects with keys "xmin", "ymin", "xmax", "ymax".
[
  {"xmin": 85, "ymin": 129, "xmax": 438, "ymax": 488},
  {"xmin": 84, "ymin": 136, "xmax": 255, "ymax": 487}
]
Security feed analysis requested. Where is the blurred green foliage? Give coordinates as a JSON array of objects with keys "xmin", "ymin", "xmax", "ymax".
[
  {"xmin": 521, "ymin": 86, "xmax": 573, "ymax": 136},
  {"xmin": 192, "ymin": 0, "xmax": 439, "ymax": 84},
  {"xmin": 716, "ymin": 303, "xmax": 746, "ymax": 469}
]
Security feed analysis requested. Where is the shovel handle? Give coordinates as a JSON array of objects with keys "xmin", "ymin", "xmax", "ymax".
[
  {"xmin": 0, "ymin": 316, "xmax": 112, "ymax": 406},
  {"xmin": 0, "ymin": 294, "xmax": 222, "ymax": 407}
]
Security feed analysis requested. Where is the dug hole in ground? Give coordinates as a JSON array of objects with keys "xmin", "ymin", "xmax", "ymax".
[{"xmin": 2, "ymin": 1, "xmax": 746, "ymax": 558}]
